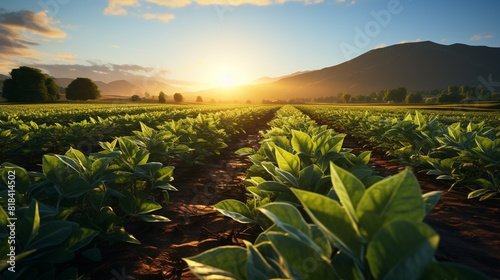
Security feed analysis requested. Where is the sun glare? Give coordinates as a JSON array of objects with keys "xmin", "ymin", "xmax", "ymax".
[{"xmin": 219, "ymin": 73, "xmax": 236, "ymax": 87}]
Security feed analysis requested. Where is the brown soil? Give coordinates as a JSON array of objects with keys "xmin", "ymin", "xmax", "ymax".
[
  {"xmin": 82, "ymin": 119, "xmax": 270, "ymax": 280},
  {"xmin": 341, "ymin": 133, "xmax": 500, "ymax": 279}
]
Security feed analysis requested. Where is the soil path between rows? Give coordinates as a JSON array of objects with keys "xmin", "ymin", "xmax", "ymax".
[
  {"xmin": 339, "ymin": 130, "xmax": 500, "ymax": 279},
  {"xmin": 83, "ymin": 115, "xmax": 272, "ymax": 280}
]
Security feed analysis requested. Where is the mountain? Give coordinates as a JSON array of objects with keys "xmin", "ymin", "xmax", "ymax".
[
  {"xmin": 250, "ymin": 71, "xmax": 313, "ymax": 85},
  {"xmin": 53, "ymin": 78, "xmax": 74, "ymax": 88},
  {"xmin": 196, "ymin": 41, "xmax": 500, "ymax": 102},
  {"xmin": 55, "ymin": 78, "xmax": 184, "ymax": 96}
]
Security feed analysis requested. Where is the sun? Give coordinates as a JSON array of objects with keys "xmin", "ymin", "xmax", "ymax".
[{"xmin": 219, "ymin": 73, "xmax": 236, "ymax": 87}]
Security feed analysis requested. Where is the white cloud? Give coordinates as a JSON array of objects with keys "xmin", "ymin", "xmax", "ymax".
[
  {"xmin": 29, "ymin": 62, "xmax": 171, "ymax": 83},
  {"xmin": 0, "ymin": 9, "xmax": 69, "ymax": 73},
  {"xmin": 470, "ymin": 35, "xmax": 482, "ymax": 41},
  {"xmin": 103, "ymin": 0, "xmax": 327, "ymax": 22},
  {"xmin": 470, "ymin": 34, "xmax": 494, "ymax": 41},
  {"xmin": 374, "ymin": 43, "xmax": 386, "ymax": 49},
  {"xmin": 400, "ymin": 38, "xmax": 421, "ymax": 44},
  {"xmin": 51, "ymin": 53, "xmax": 77, "ymax": 62},
  {"xmin": 104, "ymin": 0, "xmax": 140, "ymax": 15},
  {"xmin": 142, "ymin": 13, "xmax": 176, "ymax": 22}
]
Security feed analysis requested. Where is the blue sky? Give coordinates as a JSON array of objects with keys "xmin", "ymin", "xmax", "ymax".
[{"xmin": 1, "ymin": 0, "xmax": 499, "ymax": 89}]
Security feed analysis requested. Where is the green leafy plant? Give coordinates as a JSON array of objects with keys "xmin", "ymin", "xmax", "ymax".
[{"xmin": 186, "ymin": 164, "xmax": 489, "ymax": 280}]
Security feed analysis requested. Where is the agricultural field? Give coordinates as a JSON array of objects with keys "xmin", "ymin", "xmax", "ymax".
[{"xmin": 1, "ymin": 103, "xmax": 499, "ymax": 279}]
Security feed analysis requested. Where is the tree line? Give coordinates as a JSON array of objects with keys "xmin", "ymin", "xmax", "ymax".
[
  {"xmin": 314, "ymin": 86, "xmax": 499, "ymax": 104},
  {"xmin": 1, "ymin": 66, "xmax": 101, "ymax": 102},
  {"xmin": 0, "ymin": 66, "xmax": 189, "ymax": 103}
]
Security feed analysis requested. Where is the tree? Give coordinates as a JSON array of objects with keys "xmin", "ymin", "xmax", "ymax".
[
  {"xmin": 131, "ymin": 95, "xmax": 141, "ymax": 102},
  {"xmin": 196, "ymin": 96, "xmax": 203, "ymax": 102},
  {"xmin": 383, "ymin": 87, "xmax": 406, "ymax": 103},
  {"xmin": 158, "ymin": 91, "xmax": 166, "ymax": 103},
  {"xmin": 406, "ymin": 92, "xmax": 423, "ymax": 104},
  {"xmin": 246, "ymin": 99, "xmax": 252, "ymax": 104},
  {"xmin": 340, "ymin": 93, "xmax": 351, "ymax": 103},
  {"xmin": 436, "ymin": 85, "xmax": 461, "ymax": 103},
  {"xmin": 174, "ymin": 93, "xmax": 183, "ymax": 103},
  {"xmin": 375, "ymin": 91, "xmax": 385, "ymax": 102},
  {"xmin": 66, "ymin": 78, "xmax": 101, "ymax": 101},
  {"xmin": 2, "ymin": 66, "xmax": 59, "ymax": 102},
  {"xmin": 367, "ymin": 92, "xmax": 377, "ymax": 103}
]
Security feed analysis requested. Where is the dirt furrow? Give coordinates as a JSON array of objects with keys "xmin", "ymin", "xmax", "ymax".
[{"xmin": 83, "ymin": 119, "xmax": 272, "ymax": 280}]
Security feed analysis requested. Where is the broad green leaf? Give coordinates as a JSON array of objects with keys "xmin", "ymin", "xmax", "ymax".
[
  {"xmin": 291, "ymin": 130, "xmax": 314, "ymax": 155},
  {"xmin": 274, "ymin": 168, "xmax": 299, "ymax": 187},
  {"xmin": 139, "ymin": 121, "xmax": 154, "ymax": 138},
  {"xmin": 267, "ymin": 232, "xmax": 338, "ymax": 280},
  {"xmin": 60, "ymin": 176, "xmax": 94, "ymax": 198},
  {"xmin": 436, "ymin": 175, "xmax": 453, "ymax": 180},
  {"xmin": 82, "ymin": 248, "xmax": 102, "ymax": 261},
  {"xmin": 91, "ymin": 158, "xmax": 113, "ymax": 180},
  {"xmin": 214, "ymin": 199, "xmax": 255, "ymax": 223},
  {"xmin": 133, "ymin": 162, "xmax": 163, "ymax": 179},
  {"xmin": 356, "ymin": 169, "xmax": 425, "ymax": 240},
  {"xmin": 330, "ymin": 162, "xmax": 365, "ymax": 225},
  {"xmin": 110, "ymin": 227, "xmax": 141, "ymax": 244},
  {"xmin": 422, "ymin": 191, "xmax": 442, "ymax": 214},
  {"xmin": 235, "ymin": 147, "xmax": 256, "ymax": 156},
  {"xmin": 184, "ymin": 246, "xmax": 248, "ymax": 280},
  {"xmin": 43, "ymin": 155, "xmax": 66, "ymax": 186},
  {"xmin": 292, "ymin": 189, "xmax": 364, "ymax": 262},
  {"xmin": 139, "ymin": 214, "xmax": 171, "ymax": 222},
  {"xmin": 0, "ymin": 249, "xmax": 36, "ymax": 272},
  {"xmin": 19, "ymin": 200, "xmax": 40, "ymax": 246},
  {"xmin": 298, "ymin": 164, "xmax": 323, "ymax": 192},
  {"xmin": 117, "ymin": 137, "xmax": 140, "ymax": 158},
  {"xmin": 261, "ymin": 162, "xmax": 279, "ymax": 180},
  {"xmin": 65, "ymin": 148, "xmax": 88, "ymax": 171},
  {"xmin": 153, "ymin": 183, "xmax": 177, "ymax": 191},
  {"xmin": 331, "ymin": 251, "xmax": 364, "ymax": 280},
  {"xmin": 247, "ymin": 186, "xmax": 271, "ymax": 199},
  {"xmin": 357, "ymin": 151, "xmax": 371, "ymax": 165},
  {"xmin": 258, "ymin": 203, "xmax": 311, "ymax": 237},
  {"xmin": 65, "ymin": 227, "xmax": 99, "ymax": 251},
  {"xmin": 26, "ymin": 220, "xmax": 77, "ymax": 250},
  {"xmin": 1, "ymin": 163, "xmax": 31, "ymax": 195},
  {"xmin": 366, "ymin": 220, "xmax": 439, "ymax": 280},
  {"xmin": 320, "ymin": 135, "xmax": 345, "ymax": 155},
  {"xmin": 135, "ymin": 191, "xmax": 162, "ymax": 215},
  {"xmin": 245, "ymin": 240, "xmax": 280, "ymax": 280},
  {"xmin": 274, "ymin": 146, "xmax": 300, "ymax": 177},
  {"xmin": 257, "ymin": 181, "xmax": 291, "ymax": 193}
]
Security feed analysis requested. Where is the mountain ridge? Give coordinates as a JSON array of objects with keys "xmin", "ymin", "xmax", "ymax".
[{"xmin": 195, "ymin": 41, "xmax": 500, "ymax": 102}]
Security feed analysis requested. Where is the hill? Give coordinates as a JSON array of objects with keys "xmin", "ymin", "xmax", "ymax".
[
  {"xmin": 195, "ymin": 41, "xmax": 500, "ymax": 102},
  {"xmin": 250, "ymin": 71, "xmax": 313, "ymax": 85}
]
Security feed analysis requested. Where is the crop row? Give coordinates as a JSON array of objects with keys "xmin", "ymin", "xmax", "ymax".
[
  {"xmin": 0, "ymin": 103, "xmax": 244, "ymax": 125},
  {"xmin": 0, "ymin": 105, "xmax": 277, "ymax": 279},
  {"xmin": 298, "ymin": 106, "xmax": 500, "ymax": 201},
  {"xmin": 0, "ymin": 105, "xmax": 272, "ymax": 163},
  {"xmin": 185, "ymin": 105, "xmax": 489, "ymax": 280}
]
